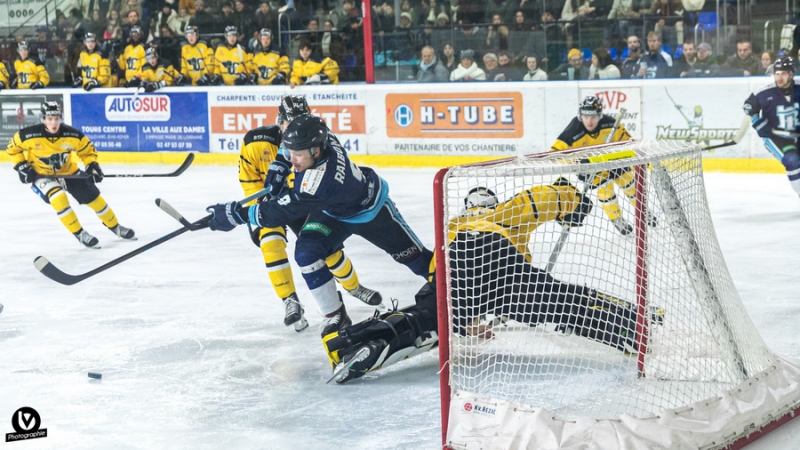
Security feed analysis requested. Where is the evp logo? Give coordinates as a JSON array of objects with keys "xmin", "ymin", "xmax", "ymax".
[
  {"xmin": 5, "ymin": 407, "xmax": 48, "ymax": 442},
  {"xmin": 105, "ymin": 95, "xmax": 171, "ymax": 121},
  {"xmin": 386, "ymin": 92, "xmax": 523, "ymax": 138}
]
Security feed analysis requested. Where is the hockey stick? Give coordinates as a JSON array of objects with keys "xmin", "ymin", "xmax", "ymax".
[
  {"xmin": 33, "ymin": 188, "xmax": 269, "ymax": 286},
  {"xmin": 155, "ymin": 197, "xmax": 210, "ymax": 231},
  {"xmin": 58, "ymin": 153, "xmax": 195, "ymax": 179},
  {"xmin": 664, "ymin": 87, "xmax": 691, "ymax": 124},
  {"xmin": 702, "ymin": 115, "xmax": 750, "ymax": 151},
  {"xmin": 546, "ymin": 108, "xmax": 627, "ymax": 272}
]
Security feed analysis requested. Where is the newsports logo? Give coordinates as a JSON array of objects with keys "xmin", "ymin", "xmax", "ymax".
[{"xmin": 105, "ymin": 95, "xmax": 171, "ymax": 121}]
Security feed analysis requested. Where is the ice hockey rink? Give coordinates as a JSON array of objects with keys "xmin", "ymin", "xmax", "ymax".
[{"xmin": 0, "ymin": 163, "xmax": 798, "ymax": 449}]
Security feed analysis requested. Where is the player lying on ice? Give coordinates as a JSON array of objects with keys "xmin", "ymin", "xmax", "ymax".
[{"xmin": 324, "ymin": 180, "xmax": 664, "ymax": 384}]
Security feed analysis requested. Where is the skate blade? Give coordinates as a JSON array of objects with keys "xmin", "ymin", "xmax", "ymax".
[
  {"xmin": 293, "ymin": 316, "xmax": 309, "ymax": 332},
  {"xmin": 326, "ymin": 347, "xmax": 370, "ymax": 384}
]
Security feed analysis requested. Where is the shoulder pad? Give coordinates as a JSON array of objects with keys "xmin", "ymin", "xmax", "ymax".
[
  {"xmin": 17, "ymin": 124, "xmax": 45, "ymax": 141},
  {"xmin": 60, "ymin": 124, "xmax": 84, "ymax": 139},
  {"xmin": 243, "ymin": 125, "xmax": 281, "ymax": 146},
  {"xmin": 598, "ymin": 115, "xmax": 617, "ymax": 128},
  {"xmin": 754, "ymin": 83, "xmax": 777, "ymax": 95}
]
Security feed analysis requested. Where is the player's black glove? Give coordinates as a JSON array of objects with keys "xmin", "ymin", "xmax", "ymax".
[
  {"xmin": 126, "ymin": 78, "xmax": 141, "ymax": 88},
  {"xmin": 143, "ymin": 81, "xmax": 159, "ymax": 92},
  {"xmin": 557, "ymin": 192, "xmax": 593, "ymax": 228},
  {"xmin": 206, "ymin": 201, "xmax": 246, "ymax": 232},
  {"xmin": 196, "ymin": 74, "xmax": 210, "ymax": 86},
  {"xmin": 30, "ymin": 81, "xmax": 44, "ymax": 89},
  {"xmin": 14, "ymin": 161, "xmax": 37, "ymax": 184},
  {"xmin": 271, "ymin": 72, "xmax": 286, "ymax": 85},
  {"xmin": 751, "ymin": 116, "xmax": 772, "ymax": 138},
  {"xmin": 72, "ymin": 76, "xmax": 83, "ymax": 88},
  {"xmin": 85, "ymin": 161, "xmax": 104, "ymax": 183},
  {"xmin": 234, "ymin": 73, "xmax": 248, "ymax": 85},
  {"xmin": 0, "ymin": 80, "xmax": 5, "ymax": 90},
  {"xmin": 209, "ymin": 74, "xmax": 222, "ymax": 85},
  {"xmin": 248, "ymin": 73, "xmax": 257, "ymax": 85},
  {"xmin": 264, "ymin": 159, "xmax": 291, "ymax": 196},
  {"xmin": 10, "ymin": 78, "xmax": 18, "ymax": 89},
  {"xmin": 174, "ymin": 74, "xmax": 187, "ymax": 86},
  {"xmin": 319, "ymin": 73, "xmax": 330, "ymax": 84},
  {"xmin": 83, "ymin": 79, "xmax": 100, "ymax": 91}
]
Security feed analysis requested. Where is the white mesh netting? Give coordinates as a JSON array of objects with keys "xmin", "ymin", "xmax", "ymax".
[{"xmin": 438, "ymin": 140, "xmax": 800, "ymax": 449}]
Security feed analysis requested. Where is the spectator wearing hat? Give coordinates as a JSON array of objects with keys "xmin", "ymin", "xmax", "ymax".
[
  {"xmin": 684, "ymin": 42, "xmax": 720, "ymax": 77},
  {"xmin": 119, "ymin": 26, "xmax": 147, "ymax": 85},
  {"xmin": 523, "ymin": 54, "xmax": 547, "ymax": 80},
  {"xmin": 75, "ymin": 33, "xmax": 110, "ymax": 91},
  {"xmin": 178, "ymin": 26, "xmax": 214, "ymax": 85},
  {"xmin": 549, "ymin": 48, "xmax": 590, "ymax": 80},
  {"xmin": 458, "ymin": 20, "xmax": 487, "ymax": 59},
  {"xmin": 483, "ymin": 52, "xmax": 504, "ymax": 80},
  {"xmin": 417, "ymin": 45, "xmax": 449, "ymax": 82},
  {"xmin": 249, "ymin": 28, "xmax": 289, "ymax": 84},
  {"xmin": 155, "ymin": 2, "xmax": 178, "ymax": 38},
  {"xmin": 450, "ymin": 49, "xmax": 486, "ymax": 81},
  {"xmin": 11, "ymin": 41, "xmax": 50, "ymax": 89}
]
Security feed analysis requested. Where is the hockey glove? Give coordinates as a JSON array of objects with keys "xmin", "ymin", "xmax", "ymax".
[
  {"xmin": 30, "ymin": 81, "xmax": 44, "ymax": 90},
  {"xmin": 14, "ymin": 161, "xmax": 37, "ymax": 184},
  {"xmin": 306, "ymin": 74, "xmax": 321, "ymax": 84},
  {"xmin": 209, "ymin": 74, "xmax": 222, "ymax": 85},
  {"xmin": 174, "ymin": 74, "xmax": 187, "ymax": 86},
  {"xmin": 196, "ymin": 74, "xmax": 210, "ymax": 86},
  {"xmin": 206, "ymin": 201, "xmax": 246, "ymax": 232},
  {"xmin": 84, "ymin": 79, "xmax": 100, "ymax": 91},
  {"xmin": 0, "ymin": 80, "xmax": 5, "ymax": 90},
  {"xmin": 319, "ymin": 73, "xmax": 330, "ymax": 84},
  {"xmin": 10, "ymin": 78, "xmax": 18, "ymax": 89},
  {"xmin": 72, "ymin": 76, "xmax": 83, "ymax": 88},
  {"xmin": 85, "ymin": 161, "xmax": 104, "ymax": 183},
  {"xmin": 248, "ymin": 73, "xmax": 258, "ymax": 85},
  {"xmin": 271, "ymin": 72, "xmax": 286, "ymax": 85},
  {"xmin": 234, "ymin": 73, "xmax": 248, "ymax": 85},
  {"xmin": 264, "ymin": 159, "xmax": 291, "ymax": 195},
  {"xmin": 143, "ymin": 81, "xmax": 159, "ymax": 93},
  {"xmin": 751, "ymin": 116, "xmax": 772, "ymax": 138},
  {"xmin": 126, "ymin": 78, "xmax": 141, "ymax": 88},
  {"xmin": 557, "ymin": 193, "xmax": 593, "ymax": 228}
]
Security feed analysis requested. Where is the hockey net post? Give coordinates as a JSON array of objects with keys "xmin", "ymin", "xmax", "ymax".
[{"xmin": 434, "ymin": 140, "xmax": 800, "ymax": 449}]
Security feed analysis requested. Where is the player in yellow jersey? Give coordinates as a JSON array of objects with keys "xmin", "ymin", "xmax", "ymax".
[
  {"xmin": 289, "ymin": 41, "xmax": 339, "ymax": 87},
  {"xmin": 177, "ymin": 26, "xmax": 215, "ymax": 86},
  {"xmin": 74, "ymin": 33, "xmax": 110, "ymax": 91},
  {"xmin": 11, "ymin": 41, "xmax": 49, "ymax": 89},
  {"xmin": 550, "ymin": 96, "xmax": 655, "ymax": 235},
  {"xmin": 212, "ymin": 26, "xmax": 252, "ymax": 86},
  {"xmin": 119, "ymin": 26, "xmax": 147, "ymax": 87},
  {"xmin": 248, "ymin": 28, "xmax": 289, "ymax": 85},
  {"xmin": 7, "ymin": 102, "xmax": 136, "ymax": 248},
  {"xmin": 0, "ymin": 60, "xmax": 9, "ymax": 90},
  {"xmin": 239, "ymin": 96, "xmax": 383, "ymax": 331},
  {"xmin": 130, "ymin": 47, "xmax": 179, "ymax": 92}
]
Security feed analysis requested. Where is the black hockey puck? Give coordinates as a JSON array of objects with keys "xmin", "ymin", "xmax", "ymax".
[{"xmin": 88, "ymin": 372, "xmax": 102, "ymax": 379}]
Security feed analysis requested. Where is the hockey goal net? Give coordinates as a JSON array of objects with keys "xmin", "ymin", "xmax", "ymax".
[{"xmin": 433, "ymin": 140, "xmax": 800, "ymax": 449}]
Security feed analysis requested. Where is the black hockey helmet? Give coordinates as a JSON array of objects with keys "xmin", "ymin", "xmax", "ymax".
[
  {"xmin": 282, "ymin": 114, "xmax": 328, "ymax": 156},
  {"xmin": 464, "ymin": 187, "xmax": 498, "ymax": 209},
  {"xmin": 41, "ymin": 101, "xmax": 62, "ymax": 117},
  {"xmin": 773, "ymin": 56, "xmax": 795, "ymax": 73},
  {"xmin": 277, "ymin": 95, "xmax": 311, "ymax": 126},
  {"xmin": 578, "ymin": 95, "xmax": 603, "ymax": 117}
]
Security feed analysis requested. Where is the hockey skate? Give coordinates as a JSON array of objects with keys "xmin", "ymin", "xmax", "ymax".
[
  {"xmin": 282, "ymin": 293, "xmax": 309, "ymax": 332},
  {"xmin": 109, "ymin": 224, "xmax": 137, "ymax": 240},
  {"xmin": 74, "ymin": 229, "xmax": 100, "ymax": 249},
  {"xmin": 320, "ymin": 294, "xmax": 352, "ymax": 337},
  {"xmin": 328, "ymin": 340, "xmax": 385, "ymax": 384},
  {"xmin": 347, "ymin": 284, "xmax": 384, "ymax": 307},
  {"xmin": 611, "ymin": 217, "xmax": 633, "ymax": 236}
]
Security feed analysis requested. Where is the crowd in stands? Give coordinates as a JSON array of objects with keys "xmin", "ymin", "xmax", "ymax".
[{"xmin": 0, "ymin": 0, "xmax": 793, "ymax": 90}]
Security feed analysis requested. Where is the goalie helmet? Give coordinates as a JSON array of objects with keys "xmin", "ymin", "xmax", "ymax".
[
  {"xmin": 578, "ymin": 96, "xmax": 603, "ymax": 117},
  {"xmin": 41, "ymin": 101, "xmax": 62, "ymax": 118},
  {"xmin": 464, "ymin": 187, "xmax": 498, "ymax": 209},
  {"xmin": 277, "ymin": 95, "xmax": 311, "ymax": 126},
  {"xmin": 282, "ymin": 114, "xmax": 327, "ymax": 156},
  {"xmin": 773, "ymin": 56, "xmax": 795, "ymax": 73}
]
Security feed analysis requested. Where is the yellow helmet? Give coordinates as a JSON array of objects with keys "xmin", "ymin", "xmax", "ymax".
[{"xmin": 694, "ymin": 105, "xmax": 703, "ymax": 116}]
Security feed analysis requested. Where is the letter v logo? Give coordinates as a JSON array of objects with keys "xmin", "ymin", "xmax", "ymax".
[{"xmin": 18, "ymin": 411, "xmax": 36, "ymax": 431}]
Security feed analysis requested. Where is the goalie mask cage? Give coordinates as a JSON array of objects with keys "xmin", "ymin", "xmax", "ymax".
[{"xmin": 433, "ymin": 140, "xmax": 800, "ymax": 450}]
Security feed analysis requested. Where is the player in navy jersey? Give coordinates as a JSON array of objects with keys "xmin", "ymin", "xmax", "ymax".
[
  {"xmin": 743, "ymin": 56, "xmax": 800, "ymax": 197},
  {"xmin": 206, "ymin": 114, "xmax": 433, "ymax": 338}
]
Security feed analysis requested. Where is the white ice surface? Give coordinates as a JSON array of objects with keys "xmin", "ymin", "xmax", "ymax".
[{"xmin": 0, "ymin": 165, "xmax": 798, "ymax": 449}]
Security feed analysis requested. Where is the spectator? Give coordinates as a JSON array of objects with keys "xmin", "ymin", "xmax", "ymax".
[
  {"xmin": 537, "ymin": 10, "xmax": 562, "ymax": 71},
  {"xmin": 417, "ymin": 20, "xmax": 436, "ymax": 52},
  {"xmin": 722, "ymin": 39, "xmax": 761, "ymax": 76},
  {"xmin": 94, "ymin": 0, "xmax": 118, "ymax": 19},
  {"xmin": 485, "ymin": 0, "xmax": 516, "ymax": 24},
  {"xmin": 12, "ymin": 41, "xmax": 50, "ymax": 89},
  {"xmin": 420, "ymin": 0, "xmax": 448, "ymax": 25},
  {"xmin": 190, "ymin": 0, "xmax": 215, "ymax": 33},
  {"xmin": 400, "ymin": 0, "xmax": 419, "ymax": 26},
  {"xmin": 86, "ymin": 10, "xmax": 106, "ymax": 38},
  {"xmin": 523, "ymin": 54, "xmax": 547, "ymax": 80},
  {"xmin": 31, "ymin": 26, "xmax": 54, "ymax": 61},
  {"xmin": 321, "ymin": 20, "xmax": 346, "ymax": 63},
  {"xmin": 173, "ymin": 8, "xmax": 192, "ymax": 36},
  {"xmin": 436, "ymin": 11, "xmax": 449, "ymax": 28},
  {"xmin": 561, "ymin": 0, "xmax": 594, "ymax": 49},
  {"xmin": 441, "ymin": 42, "xmax": 458, "ymax": 73},
  {"xmin": 417, "ymin": 45, "xmax": 449, "ymax": 82},
  {"xmin": 233, "ymin": 0, "xmax": 255, "ymax": 43},
  {"xmin": 511, "ymin": 10, "xmax": 532, "ymax": 32},
  {"xmin": 69, "ymin": 8, "xmax": 86, "ymax": 36},
  {"xmin": 549, "ymin": 47, "xmax": 590, "ymax": 80},
  {"xmin": 450, "ymin": 49, "xmax": 486, "ymax": 81},
  {"xmin": 606, "ymin": 0, "xmax": 641, "ymax": 49},
  {"xmin": 486, "ymin": 14, "xmax": 508, "ymax": 53},
  {"xmin": 621, "ymin": 34, "xmax": 642, "ymax": 78},
  {"xmin": 255, "ymin": 1, "xmax": 280, "ymax": 39},
  {"xmin": 154, "ymin": 26, "xmax": 182, "ymax": 66},
  {"xmin": 496, "ymin": 50, "xmax": 520, "ymax": 79},
  {"xmin": 483, "ymin": 52, "xmax": 503, "ymax": 80},
  {"xmin": 154, "ymin": 3, "xmax": 178, "ymax": 38},
  {"xmin": 104, "ymin": 10, "xmax": 123, "ymax": 41},
  {"xmin": 457, "ymin": 20, "xmax": 487, "ymax": 58},
  {"xmin": 684, "ymin": 42, "xmax": 719, "ymax": 77},
  {"xmin": 673, "ymin": 41, "xmax": 698, "ymax": 77},
  {"xmin": 122, "ymin": 10, "xmax": 149, "ymax": 43},
  {"xmin": 638, "ymin": 31, "xmax": 669, "ymax": 78},
  {"xmin": 180, "ymin": 0, "xmax": 197, "ymax": 15},
  {"xmin": 290, "ymin": 40, "xmax": 339, "ymax": 86},
  {"xmin": 120, "ymin": 0, "xmax": 143, "ymax": 24},
  {"xmin": 330, "ymin": 0, "xmax": 355, "ymax": 29},
  {"xmin": 341, "ymin": 15, "xmax": 364, "ymax": 63},
  {"xmin": 761, "ymin": 51, "xmax": 775, "ymax": 75},
  {"xmin": 590, "ymin": 48, "xmax": 621, "ymax": 78},
  {"xmin": 215, "ymin": 2, "xmax": 237, "ymax": 34},
  {"xmin": 400, "ymin": 12, "xmax": 413, "ymax": 29},
  {"xmin": 433, "ymin": 13, "xmax": 450, "ymax": 50},
  {"xmin": 648, "ymin": 0, "xmax": 683, "ymax": 48}
]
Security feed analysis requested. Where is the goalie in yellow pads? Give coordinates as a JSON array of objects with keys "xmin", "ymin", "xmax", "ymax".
[
  {"xmin": 550, "ymin": 96, "xmax": 656, "ymax": 235},
  {"xmin": 240, "ymin": 95, "xmax": 382, "ymax": 332}
]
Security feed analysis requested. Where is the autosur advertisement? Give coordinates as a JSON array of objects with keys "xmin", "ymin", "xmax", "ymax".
[
  {"xmin": 70, "ymin": 91, "xmax": 210, "ymax": 152},
  {"xmin": 207, "ymin": 89, "xmax": 366, "ymax": 153}
]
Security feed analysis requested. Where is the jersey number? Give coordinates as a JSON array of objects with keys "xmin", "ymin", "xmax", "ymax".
[{"xmin": 776, "ymin": 104, "xmax": 800, "ymax": 131}]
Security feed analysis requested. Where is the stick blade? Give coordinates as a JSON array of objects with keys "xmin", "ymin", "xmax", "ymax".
[
  {"xmin": 155, "ymin": 198, "xmax": 185, "ymax": 222},
  {"xmin": 171, "ymin": 153, "xmax": 195, "ymax": 177},
  {"xmin": 33, "ymin": 256, "xmax": 83, "ymax": 286}
]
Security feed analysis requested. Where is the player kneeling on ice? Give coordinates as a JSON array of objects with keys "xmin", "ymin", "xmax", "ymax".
[
  {"xmin": 743, "ymin": 56, "xmax": 800, "ymax": 198},
  {"xmin": 206, "ymin": 114, "xmax": 433, "ymax": 338},
  {"xmin": 550, "ymin": 96, "xmax": 656, "ymax": 235},
  {"xmin": 325, "ymin": 180, "xmax": 664, "ymax": 384},
  {"xmin": 237, "ymin": 95, "xmax": 382, "ymax": 332},
  {"xmin": 6, "ymin": 102, "xmax": 136, "ymax": 248}
]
